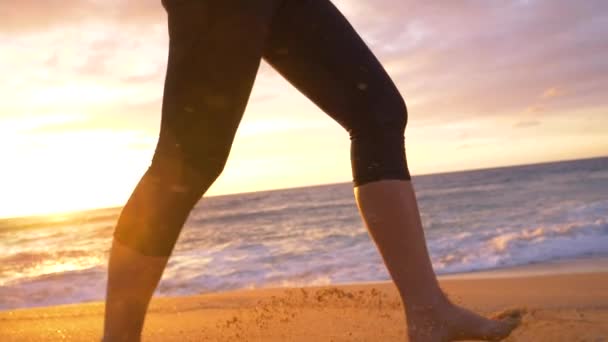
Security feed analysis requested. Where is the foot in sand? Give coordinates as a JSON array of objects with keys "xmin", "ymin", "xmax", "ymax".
[{"xmin": 406, "ymin": 300, "xmax": 523, "ymax": 341}]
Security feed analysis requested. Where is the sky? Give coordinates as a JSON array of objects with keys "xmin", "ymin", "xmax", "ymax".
[{"xmin": 1, "ymin": 0, "xmax": 607, "ymax": 218}]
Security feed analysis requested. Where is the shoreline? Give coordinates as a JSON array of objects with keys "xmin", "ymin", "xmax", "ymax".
[
  {"xmin": 438, "ymin": 254, "xmax": 608, "ymax": 280},
  {"xmin": 1, "ymin": 254, "xmax": 607, "ymax": 313},
  {"xmin": 1, "ymin": 270, "xmax": 607, "ymax": 341}
]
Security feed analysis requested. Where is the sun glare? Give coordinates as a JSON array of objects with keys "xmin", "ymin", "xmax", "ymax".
[{"xmin": 1, "ymin": 129, "xmax": 152, "ymax": 219}]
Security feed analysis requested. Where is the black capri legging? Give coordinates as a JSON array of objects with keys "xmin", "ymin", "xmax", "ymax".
[{"xmin": 114, "ymin": 0, "xmax": 411, "ymax": 256}]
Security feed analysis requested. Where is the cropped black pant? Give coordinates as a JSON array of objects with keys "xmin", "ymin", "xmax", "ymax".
[{"xmin": 114, "ymin": 0, "xmax": 411, "ymax": 256}]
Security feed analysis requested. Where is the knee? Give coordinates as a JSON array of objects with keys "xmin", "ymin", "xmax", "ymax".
[
  {"xmin": 372, "ymin": 88, "xmax": 408, "ymax": 135},
  {"xmin": 113, "ymin": 149, "xmax": 228, "ymax": 257},
  {"xmin": 350, "ymin": 87, "xmax": 408, "ymax": 140},
  {"xmin": 184, "ymin": 153, "xmax": 229, "ymax": 192},
  {"xmin": 150, "ymin": 145, "xmax": 228, "ymax": 197},
  {"xmin": 394, "ymin": 94, "xmax": 408, "ymax": 132},
  {"xmin": 349, "ymin": 90, "xmax": 411, "ymax": 186}
]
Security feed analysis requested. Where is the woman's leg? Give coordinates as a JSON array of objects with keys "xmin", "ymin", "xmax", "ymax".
[
  {"xmin": 103, "ymin": 1, "xmax": 281, "ymax": 340},
  {"xmin": 263, "ymin": 1, "xmax": 519, "ymax": 340}
]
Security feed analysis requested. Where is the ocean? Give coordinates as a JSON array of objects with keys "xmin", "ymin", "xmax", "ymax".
[{"xmin": 1, "ymin": 157, "xmax": 607, "ymax": 310}]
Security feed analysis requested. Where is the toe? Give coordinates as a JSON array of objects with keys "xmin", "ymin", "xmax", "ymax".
[
  {"xmin": 485, "ymin": 308, "xmax": 526, "ymax": 340},
  {"xmin": 490, "ymin": 307, "xmax": 526, "ymax": 321}
]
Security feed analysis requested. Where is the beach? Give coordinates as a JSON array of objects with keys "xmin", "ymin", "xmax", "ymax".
[
  {"xmin": 2, "ymin": 158, "xmax": 607, "ymax": 312},
  {"xmin": 1, "ymin": 270, "xmax": 607, "ymax": 341},
  {"xmin": 1, "ymin": 158, "xmax": 607, "ymax": 340}
]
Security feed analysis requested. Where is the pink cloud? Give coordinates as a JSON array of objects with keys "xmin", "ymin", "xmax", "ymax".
[
  {"xmin": 0, "ymin": 0, "xmax": 164, "ymax": 33},
  {"xmin": 2, "ymin": 0, "xmax": 607, "ymax": 128},
  {"xmin": 541, "ymin": 87, "xmax": 563, "ymax": 99}
]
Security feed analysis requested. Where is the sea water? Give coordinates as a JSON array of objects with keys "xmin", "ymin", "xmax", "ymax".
[{"xmin": 1, "ymin": 157, "xmax": 607, "ymax": 310}]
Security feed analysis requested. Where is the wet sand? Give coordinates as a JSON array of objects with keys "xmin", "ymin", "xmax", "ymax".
[{"xmin": 1, "ymin": 272, "xmax": 607, "ymax": 341}]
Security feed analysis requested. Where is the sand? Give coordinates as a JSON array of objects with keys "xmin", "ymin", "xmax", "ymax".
[{"xmin": 1, "ymin": 271, "xmax": 607, "ymax": 341}]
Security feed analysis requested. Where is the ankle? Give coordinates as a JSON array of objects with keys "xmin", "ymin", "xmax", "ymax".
[
  {"xmin": 403, "ymin": 290, "xmax": 452, "ymax": 317},
  {"xmin": 102, "ymin": 332, "xmax": 141, "ymax": 342}
]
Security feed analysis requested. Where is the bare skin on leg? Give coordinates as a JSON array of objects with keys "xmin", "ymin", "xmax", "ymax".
[
  {"xmin": 103, "ymin": 240, "xmax": 169, "ymax": 342},
  {"xmin": 102, "ymin": 181, "xmax": 520, "ymax": 342},
  {"xmin": 354, "ymin": 179, "xmax": 521, "ymax": 341},
  {"xmin": 101, "ymin": 0, "xmax": 521, "ymax": 339}
]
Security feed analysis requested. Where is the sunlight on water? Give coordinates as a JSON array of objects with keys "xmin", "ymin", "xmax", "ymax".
[{"xmin": 0, "ymin": 157, "xmax": 607, "ymax": 310}]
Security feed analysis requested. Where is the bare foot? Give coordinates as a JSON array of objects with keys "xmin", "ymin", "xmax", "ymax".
[{"xmin": 406, "ymin": 300, "xmax": 523, "ymax": 341}]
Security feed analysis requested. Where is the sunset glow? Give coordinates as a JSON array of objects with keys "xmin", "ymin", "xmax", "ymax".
[{"xmin": 1, "ymin": 0, "xmax": 607, "ymax": 218}]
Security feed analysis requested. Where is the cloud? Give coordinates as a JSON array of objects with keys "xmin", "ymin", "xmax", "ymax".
[
  {"xmin": 513, "ymin": 120, "xmax": 541, "ymax": 128},
  {"xmin": 121, "ymin": 70, "xmax": 165, "ymax": 84},
  {"xmin": 525, "ymin": 106, "xmax": 545, "ymax": 114},
  {"xmin": 3, "ymin": 1, "xmax": 608, "ymax": 133},
  {"xmin": 337, "ymin": 0, "xmax": 608, "ymax": 123},
  {"xmin": 0, "ymin": 0, "xmax": 164, "ymax": 33},
  {"xmin": 541, "ymin": 87, "xmax": 563, "ymax": 99},
  {"xmin": 1, "ymin": 0, "xmax": 607, "ymax": 217}
]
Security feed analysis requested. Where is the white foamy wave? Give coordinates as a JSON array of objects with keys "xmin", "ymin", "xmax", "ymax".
[
  {"xmin": 0, "ymin": 266, "xmax": 106, "ymax": 310},
  {"xmin": 1, "ymin": 157, "xmax": 606, "ymax": 310},
  {"xmin": 431, "ymin": 219, "xmax": 608, "ymax": 274}
]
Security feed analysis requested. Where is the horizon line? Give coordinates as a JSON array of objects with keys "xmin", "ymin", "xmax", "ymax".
[{"xmin": 1, "ymin": 154, "xmax": 605, "ymax": 221}]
